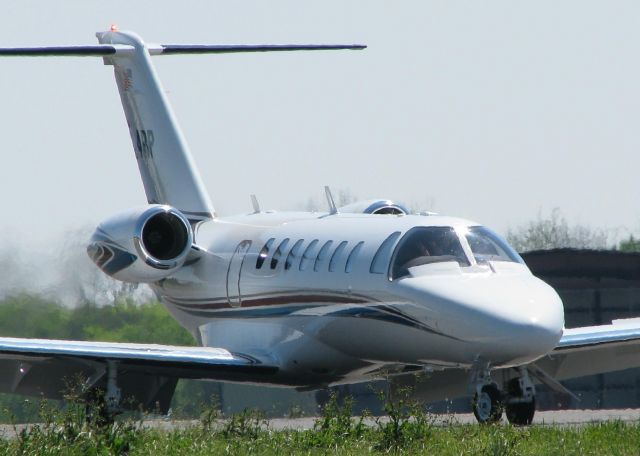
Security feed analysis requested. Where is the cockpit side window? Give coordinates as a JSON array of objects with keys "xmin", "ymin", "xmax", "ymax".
[
  {"xmin": 390, "ymin": 227, "xmax": 470, "ymax": 279},
  {"xmin": 465, "ymin": 226, "xmax": 524, "ymax": 264}
]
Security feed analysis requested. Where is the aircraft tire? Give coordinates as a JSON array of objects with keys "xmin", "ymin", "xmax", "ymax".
[
  {"xmin": 506, "ymin": 397, "xmax": 536, "ymax": 426},
  {"xmin": 472, "ymin": 383, "xmax": 503, "ymax": 424}
]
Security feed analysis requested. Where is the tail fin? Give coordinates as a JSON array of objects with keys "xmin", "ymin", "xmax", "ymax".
[
  {"xmin": 1, "ymin": 29, "xmax": 366, "ymax": 225},
  {"xmin": 96, "ymin": 30, "xmax": 214, "ymax": 224}
]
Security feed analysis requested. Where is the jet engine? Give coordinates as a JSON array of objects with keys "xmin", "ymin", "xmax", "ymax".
[
  {"xmin": 87, "ymin": 205, "xmax": 193, "ymax": 283},
  {"xmin": 338, "ymin": 199, "xmax": 409, "ymax": 215}
]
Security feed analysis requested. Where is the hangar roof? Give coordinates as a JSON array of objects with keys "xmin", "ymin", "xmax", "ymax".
[{"xmin": 521, "ymin": 249, "xmax": 640, "ymax": 283}]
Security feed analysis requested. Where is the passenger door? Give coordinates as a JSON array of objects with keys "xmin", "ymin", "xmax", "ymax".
[{"xmin": 226, "ymin": 240, "xmax": 251, "ymax": 307}]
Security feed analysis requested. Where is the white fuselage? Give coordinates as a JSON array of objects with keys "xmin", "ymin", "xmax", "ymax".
[{"xmin": 151, "ymin": 212, "xmax": 565, "ymax": 387}]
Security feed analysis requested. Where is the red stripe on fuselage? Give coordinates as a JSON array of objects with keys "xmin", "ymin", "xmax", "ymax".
[{"xmin": 164, "ymin": 293, "xmax": 372, "ymax": 310}]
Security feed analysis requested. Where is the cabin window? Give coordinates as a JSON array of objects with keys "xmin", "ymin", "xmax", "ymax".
[
  {"xmin": 300, "ymin": 239, "xmax": 319, "ymax": 271},
  {"xmin": 329, "ymin": 241, "xmax": 348, "ymax": 272},
  {"xmin": 370, "ymin": 231, "xmax": 401, "ymax": 274},
  {"xmin": 345, "ymin": 241, "xmax": 364, "ymax": 273},
  {"xmin": 390, "ymin": 227, "xmax": 470, "ymax": 279},
  {"xmin": 256, "ymin": 238, "xmax": 275, "ymax": 269},
  {"xmin": 464, "ymin": 226, "xmax": 524, "ymax": 264},
  {"xmin": 285, "ymin": 239, "xmax": 304, "ymax": 270},
  {"xmin": 314, "ymin": 240, "xmax": 334, "ymax": 272},
  {"xmin": 270, "ymin": 238, "xmax": 290, "ymax": 269}
]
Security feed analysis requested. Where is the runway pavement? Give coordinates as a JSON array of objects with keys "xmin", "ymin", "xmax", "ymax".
[
  {"xmin": 2, "ymin": 409, "xmax": 639, "ymax": 438},
  {"xmin": 265, "ymin": 409, "xmax": 640, "ymax": 429}
]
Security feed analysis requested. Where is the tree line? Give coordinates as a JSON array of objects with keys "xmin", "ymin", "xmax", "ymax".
[{"xmin": 0, "ymin": 296, "xmax": 224, "ymax": 422}]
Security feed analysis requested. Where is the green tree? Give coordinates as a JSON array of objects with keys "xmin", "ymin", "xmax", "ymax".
[
  {"xmin": 507, "ymin": 208, "xmax": 609, "ymax": 252},
  {"xmin": 0, "ymin": 295, "xmax": 201, "ymax": 422},
  {"xmin": 619, "ymin": 235, "xmax": 640, "ymax": 252}
]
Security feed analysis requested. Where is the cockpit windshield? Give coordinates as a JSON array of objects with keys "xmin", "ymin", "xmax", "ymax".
[
  {"xmin": 390, "ymin": 226, "xmax": 470, "ymax": 279},
  {"xmin": 464, "ymin": 226, "xmax": 524, "ymax": 264}
]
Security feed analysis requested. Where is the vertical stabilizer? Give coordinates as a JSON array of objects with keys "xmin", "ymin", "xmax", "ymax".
[
  {"xmin": 96, "ymin": 30, "xmax": 215, "ymax": 224},
  {"xmin": 1, "ymin": 31, "xmax": 364, "ymax": 224}
]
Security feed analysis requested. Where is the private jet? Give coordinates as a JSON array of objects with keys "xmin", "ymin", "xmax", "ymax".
[{"xmin": 1, "ymin": 28, "xmax": 639, "ymax": 425}]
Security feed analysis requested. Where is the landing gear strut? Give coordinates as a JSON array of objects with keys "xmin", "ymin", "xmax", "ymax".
[
  {"xmin": 85, "ymin": 360, "xmax": 122, "ymax": 426},
  {"xmin": 505, "ymin": 367, "xmax": 536, "ymax": 426}
]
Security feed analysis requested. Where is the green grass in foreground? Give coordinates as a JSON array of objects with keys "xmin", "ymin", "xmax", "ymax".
[{"xmin": 2, "ymin": 394, "xmax": 640, "ymax": 455}]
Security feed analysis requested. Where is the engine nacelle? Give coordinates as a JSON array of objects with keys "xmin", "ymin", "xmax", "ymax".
[
  {"xmin": 87, "ymin": 205, "xmax": 193, "ymax": 283},
  {"xmin": 338, "ymin": 199, "xmax": 409, "ymax": 215}
]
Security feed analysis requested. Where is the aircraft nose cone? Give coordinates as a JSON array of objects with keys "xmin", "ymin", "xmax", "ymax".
[
  {"xmin": 401, "ymin": 272, "xmax": 565, "ymax": 365},
  {"xmin": 509, "ymin": 279, "xmax": 564, "ymax": 359},
  {"xmin": 467, "ymin": 275, "xmax": 564, "ymax": 364}
]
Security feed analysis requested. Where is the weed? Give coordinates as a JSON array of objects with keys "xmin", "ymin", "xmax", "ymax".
[
  {"xmin": 221, "ymin": 408, "xmax": 267, "ymax": 440},
  {"xmin": 312, "ymin": 391, "xmax": 367, "ymax": 446},
  {"xmin": 483, "ymin": 424, "xmax": 523, "ymax": 456},
  {"xmin": 287, "ymin": 404, "xmax": 305, "ymax": 419},
  {"xmin": 374, "ymin": 383, "xmax": 435, "ymax": 451},
  {"xmin": 199, "ymin": 395, "xmax": 222, "ymax": 432}
]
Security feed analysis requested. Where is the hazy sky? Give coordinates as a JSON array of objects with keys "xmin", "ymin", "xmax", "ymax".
[{"xmin": 2, "ymin": 1, "xmax": 639, "ymax": 246}]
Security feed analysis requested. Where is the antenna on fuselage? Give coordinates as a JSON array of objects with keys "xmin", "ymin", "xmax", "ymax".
[
  {"xmin": 324, "ymin": 186, "xmax": 338, "ymax": 215},
  {"xmin": 250, "ymin": 194, "xmax": 261, "ymax": 213}
]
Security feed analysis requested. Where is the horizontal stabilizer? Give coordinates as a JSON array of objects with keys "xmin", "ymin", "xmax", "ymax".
[
  {"xmin": 0, "ymin": 43, "xmax": 366, "ymax": 58},
  {"xmin": 156, "ymin": 43, "xmax": 366, "ymax": 54},
  {"xmin": 0, "ymin": 45, "xmax": 132, "ymax": 56}
]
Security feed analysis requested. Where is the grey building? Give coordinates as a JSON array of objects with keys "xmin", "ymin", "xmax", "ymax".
[{"xmin": 522, "ymin": 249, "xmax": 640, "ymax": 410}]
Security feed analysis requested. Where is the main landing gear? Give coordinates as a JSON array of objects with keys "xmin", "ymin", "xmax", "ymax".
[
  {"xmin": 471, "ymin": 366, "xmax": 536, "ymax": 425},
  {"xmin": 85, "ymin": 361, "xmax": 123, "ymax": 426}
]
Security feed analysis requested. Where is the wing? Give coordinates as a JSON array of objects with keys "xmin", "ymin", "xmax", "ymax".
[
  {"xmin": 535, "ymin": 318, "xmax": 640, "ymax": 382},
  {"xmin": 0, "ymin": 337, "xmax": 277, "ymax": 414}
]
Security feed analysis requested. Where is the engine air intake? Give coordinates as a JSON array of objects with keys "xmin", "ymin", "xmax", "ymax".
[{"xmin": 142, "ymin": 211, "xmax": 190, "ymax": 261}]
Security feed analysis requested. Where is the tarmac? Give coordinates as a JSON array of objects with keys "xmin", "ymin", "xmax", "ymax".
[
  {"xmin": 265, "ymin": 409, "xmax": 640, "ymax": 429},
  {"xmin": 2, "ymin": 409, "xmax": 639, "ymax": 438}
]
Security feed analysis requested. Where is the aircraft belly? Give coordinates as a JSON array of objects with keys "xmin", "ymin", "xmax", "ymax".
[
  {"xmin": 194, "ymin": 305, "xmax": 478, "ymax": 384},
  {"xmin": 313, "ymin": 315, "xmax": 470, "ymax": 366}
]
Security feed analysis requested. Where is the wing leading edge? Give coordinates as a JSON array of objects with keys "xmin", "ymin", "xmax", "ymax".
[
  {"xmin": 535, "ymin": 318, "xmax": 640, "ymax": 385},
  {"xmin": 0, "ymin": 337, "xmax": 277, "ymax": 414},
  {"xmin": 555, "ymin": 318, "xmax": 640, "ymax": 352}
]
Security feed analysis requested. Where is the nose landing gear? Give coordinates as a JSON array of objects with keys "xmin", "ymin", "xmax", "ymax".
[
  {"xmin": 471, "ymin": 363, "xmax": 503, "ymax": 423},
  {"xmin": 473, "ymin": 383, "xmax": 503, "ymax": 423}
]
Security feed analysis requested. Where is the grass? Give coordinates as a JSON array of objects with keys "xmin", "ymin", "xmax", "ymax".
[
  {"xmin": 2, "ymin": 392, "xmax": 640, "ymax": 455},
  {"xmin": 4, "ymin": 417, "xmax": 640, "ymax": 455}
]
